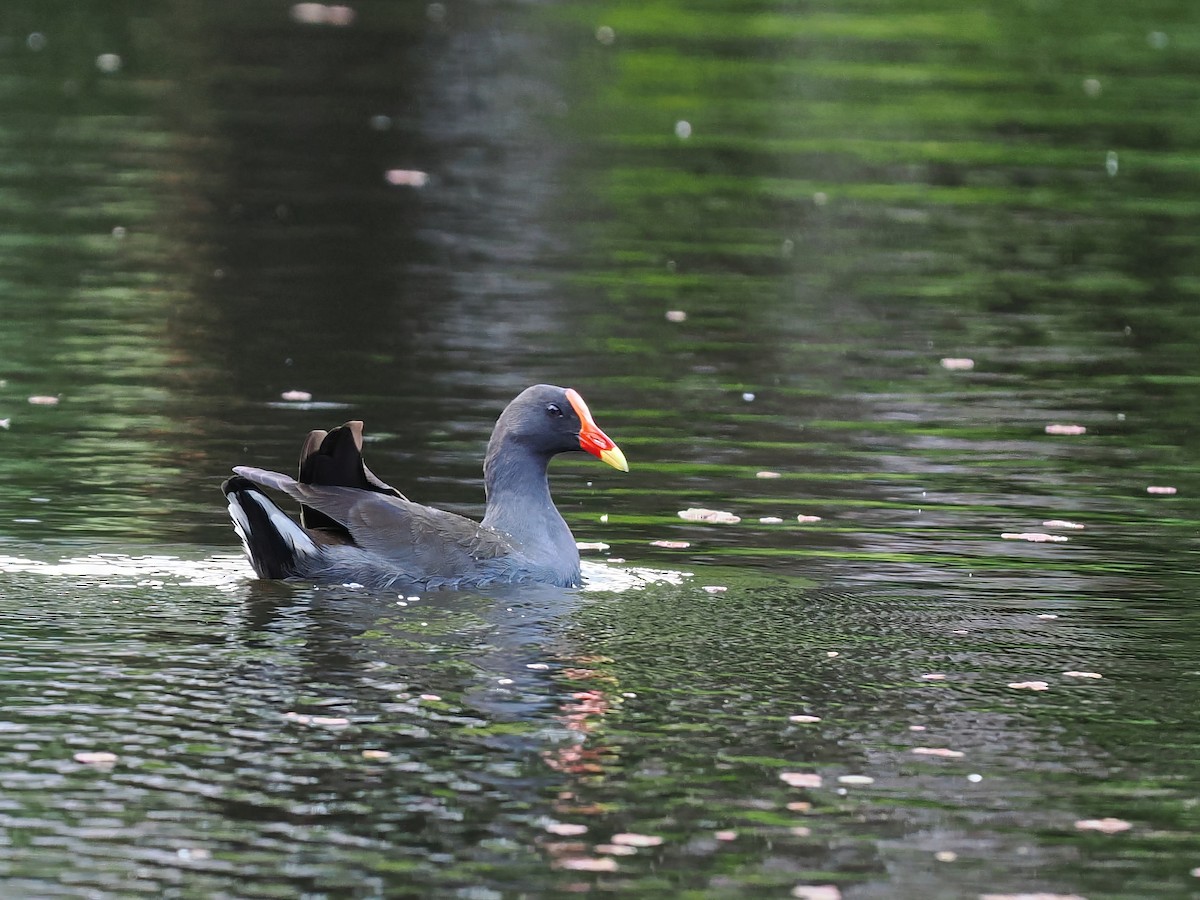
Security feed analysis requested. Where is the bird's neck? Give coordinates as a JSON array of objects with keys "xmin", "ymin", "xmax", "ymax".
[{"xmin": 481, "ymin": 441, "xmax": 576, "ymax": 558}]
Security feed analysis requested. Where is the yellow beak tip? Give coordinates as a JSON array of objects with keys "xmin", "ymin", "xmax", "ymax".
[{"xmin": 600, "ymin": 446, "xmax": 629, "ymax": 472}]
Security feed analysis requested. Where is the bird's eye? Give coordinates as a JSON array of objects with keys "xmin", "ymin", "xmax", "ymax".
[{"xmin": 546, "ymin": 403, "xmax": 564, "ymax": 418}]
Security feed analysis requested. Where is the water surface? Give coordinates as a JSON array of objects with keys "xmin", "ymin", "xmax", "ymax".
[{"xmin": 2, "ymin": 1, "xmax": 1200, "ymax": 897}]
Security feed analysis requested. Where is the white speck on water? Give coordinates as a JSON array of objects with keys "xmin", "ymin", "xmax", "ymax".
[
  {"xmin": 27, "ymin": 33, "xmax": 47, "ymax": 51},
  {"xmin": 796, "ymin": 514, "xmax": 822, "ymax": 523},
  {"xmin": 759, "ymin": 517, "xmax": 784, "ymax": 524},
  {"xmin": 1106, "ymin": 150, "xmax": 1119, "ymax": 176},
  {"xmin": 1008, "ymin": 681, "xmax": 1050, "ymax": 691},
  {"xmin": 812, "ymin": 191, "xmax": 828, "ymax": 207},
  {"xmin": 1037, "ymin": 614, "xmax": 1058, "ymax": 620},
  {"xmin": 742, "ymin": 392, "xmax": 755, "ymax": 402},
  {"xmin": 1001, "ymin": 532, "xmax": 1068, "ymax": 543},
  {"xmin": 674, "ymin": 120, "xmax": 692, "ymax": 139},
  {"xmin": 1045, "ymin": 423, "xmax": 1086, "ymax": 435},
  {"xmin": 967, "ymin": 773, "xmax": 983, "ymax": 782},
  {"xmin": 665, "ymin": 309, "xmax": 687, "ymax": 322},
  {"xmin": 426, "ymin": 3, "xmax": 447, "ymax": 23},
  {"xmin": 369, "ymin": 114, "xmax": 392, "ymax": 131},
  {"xmin": 280, "ymin": 390, "xmax": 313, "ymax": 402},
  {"xmin": 837, "ymin": 774, "xmax": 874, "ymax": 785},
  {"xmin": 1147, "ymin": 485, "xmax": 1177, "ymax": 495},
  {"xmin": 74, "ymin": 751, "xmax": 118, "ymax": 766},
  {"xmin": 1148, "ymin": 30, "xmax": 1168, "ymax": 49},
  {"xmin": 940, "ymin": 357, "xmax": 975, "ymax": 370},
  {"xmin": 679, "ymin": 507, "xmax": 741, "ymax": 524},
  {"xmin": 112, "ymin": 226, "xmax": 127, "ymax": 239},
  {"xmin": 526, "ymin": 663, "xmax": 550, "ymax": 670},
  {"xmin": 599, "ymin": 513, "xmax": 609, "ymax": 523},
  {"xmin": 596, "ymin": 25, "xmax": 615, "ymax": 44},
  {"xmin": 935, "ymin": 850, "xmax": 957, "ymax": 862},
  {"xmin": 96, "ymin": 53, "xmax": 122, "ymax": 73},
  {"xmin": 789, "ymin": 715, "xmax": 822, "ymax": 724},
  {"xmin": 780, "ymin": 772, "xmax": 822, "ymax": 788},
  {"xmin": 386, "ymin": 169, "xmax": 429, "ymax": 187},
  {"xmin": 826, "ymin": 651, "xmax": 839, "ymax": 658},
  {"xmin": 1082, "ymin": 78, "xmax": 1101, "ymax": 97},
  {"xmin": 0, "ymin": 419, "xmax": 10, "ymax": 430}
]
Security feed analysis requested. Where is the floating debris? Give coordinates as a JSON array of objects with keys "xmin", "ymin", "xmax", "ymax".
[
  {"xmin": 756, "ymin": 470, "xmax": 782, "ymax": 479},
  {"xmin": 935, "ymin": 850, "xmax": 958, "ymax": 862},
  {"xmin": 790, "ymin": 825, "xmax": 812, "ymax": 837},
  {"xmin": 702, "ymin": 585, "xmax": 727, "ymax": 594},
  {"xmin": 594, "ymin": 843, "xmax": 637, "ymax": 856},
  {"xmin": 792, "ymin": 886, "xmax": 841, "ymax": 900},
  {"xmin": 291, "ymin": 3, "xmax": 356, "ymax": 26},
  {"xmin": 909, "ymin": 725, "xmax": 927, "ymax": 732},
  {"xmin": 545, "ymin": 822, "xmax": 589, "ymax": 836},
  {"xmin": 967, "ymin": 773, "xmax": 983, "ymax": 782},
  {"xmin": 1063, "ymin": 671, "xmax": 1103, "ymax": 679},
  {"xmin": 418, "ymin": 694, "xmax": 441, "ymax": 702},
  {"xmin": 1082, "ymin": 78, "xmax": 1102, "ymax": 97},
  {"xmin": 1044, "ymin": 424, "xmax": 1086, "ymax": 436},
  {"xmin": 674, "ymin": 120, "xmax": 692, "ymax": 139},
  {"xmin": 0, "ymin": 419, "xmax": 10, "ymax": 429},
  {"xmin": 922, "ymin": 673, "xmax": 947, "ymax": 681},
  {"xmin": 1075, "ymin": 817, "xmax": 1132, "ymax": 834},
  {"xmin": 1008, "ymin": 681, "xmax": 1050, "ymax": 691},
  {"xmin": 385, "ymin": 169, "xmax": 430, "ymax": 187},
  {"xmin": 1037, "ymin": 614, "xmax": 1059, "ymax": 620},
  {"xmin": 595, "ymin": 25, "xmax": 616, "ymax": 45},
  {"xmin": 1147, "ymin": 485, "xmax": 1178, "ymax": 495},
  {"xmin": 610, "ymin": 833, "xmax": 663, "ymax": 848},
  {"xmin": 759, "ymin": 517, "xmax": 785, "ymax": 524},
  {"xmin": 789, "ymin": 715, "xmax": 821, "ymax": 724},
  {"xmin": 940, "ymin": 357, "xmax": 975, "ymax": 371},
  {"xmin": 837, "ymin": 775, "xmax": 874, "ymax": 786},
  {"xmin": 361, "ymin": 749, "xmax": 391, "ymax": 760},
  {"xmin": 714, "ymin": 830, "xmax": 737, "ymax": 841},
  {"xmin": 826, "ymin": 651, "xmax": 839, "ymax": 658},
  {"xmin": 912, "ymin": 747, "xmax": 965, "ymax": 759},
  {"xmin": 284, "ymin": 712, "xmax": 350, "ymax": 727},
  {"xmin": 1106, "ymin": 151, "xmax": 1119, "ymax": 177},
  {"xmin": 96, "ymin": 53, "xmax": 122, "ymax": 74},
  {"xmin": 665, "ymin": 310, "xmax": 687, "ymax": 322},
  {"xmin": 27, "ymin": 395, "xmax": 59, "ymax": 406},
  {"xmin": 742, "ymin": 392, "xmax": 756, "ymax": 402},
  {"xmin": 649, "ymin": 540, "xmax": 690, "ymax": 549},
  {"xmin": 1043, "ymin": 520, "xmax": 1085, "ymax": 529},
  {"xmin": 1001, "ymin": 532, "xmax": 1068, "ymax": 543},
  {"xmin": 678, "ymin": 508, "xmax": 741, "ymax": 524},
  {"xmin": 280, "ymin": 389, "xmax": 312, "ymax": 402},
  {"xmin": 780, "ymin": 772, "xmax": 822, "ymax": 789},
  {"xmin": 796, "ymin": 514, "xmax": 822, "ymax": 523},
  {"xmin": 786, "ymin": 801, "xmax": 812, "ymax": 812},
  {"xmin": 74, "ymin": 751, "xmax": 118, "ymax": 766},
  {"xmin": 576, "ymin": 541, "xmax": 610, "ymax": 551},
  {"xmin": 555, "ymin": 857, "xmax": 619, "ymax": 872}
]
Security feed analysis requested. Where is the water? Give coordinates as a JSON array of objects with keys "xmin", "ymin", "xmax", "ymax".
[{"xmin": 2, "ymin": 0, "xmax": 1200, "ymax": 897}]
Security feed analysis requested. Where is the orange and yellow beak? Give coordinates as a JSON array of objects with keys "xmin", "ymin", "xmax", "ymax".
[{"xmin": 566, "ymin": 388, "xmax": 629, "ymax": 472}]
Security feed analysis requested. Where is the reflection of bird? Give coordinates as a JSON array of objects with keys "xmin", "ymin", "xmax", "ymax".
[{"xmin": 223, "ymin": 385, "xmax": 628, "ymax": 590}]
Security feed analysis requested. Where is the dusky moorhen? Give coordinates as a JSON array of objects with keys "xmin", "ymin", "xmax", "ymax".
[{"xmin": 222, "ymin": 384, "xmax": 627, "ymax": 590}]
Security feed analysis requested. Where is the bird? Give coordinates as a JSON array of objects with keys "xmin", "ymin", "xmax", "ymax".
[{"xmin": 222, "ymin": 384, "xmax": 628, "ymax": 590}]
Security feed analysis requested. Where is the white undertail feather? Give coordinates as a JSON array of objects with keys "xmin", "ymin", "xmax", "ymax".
[{"xmin": 227, "ymin": 488, "xmax": 318, "ymax": 566}]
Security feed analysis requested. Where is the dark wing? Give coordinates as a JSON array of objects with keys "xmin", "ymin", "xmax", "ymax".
[{"xmin": 233, "ymin": 466, "xmax": 516, "ymax": 582}]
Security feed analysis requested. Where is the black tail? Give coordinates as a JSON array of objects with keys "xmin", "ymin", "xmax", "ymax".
[
  {"xmin": 222, "ymin": 475, "xmax": 309, "ymax": 579},
  {"xmin": 297, "ymin": 421, "xmax": 403, "ymax": 536}
]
